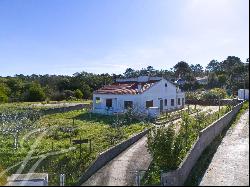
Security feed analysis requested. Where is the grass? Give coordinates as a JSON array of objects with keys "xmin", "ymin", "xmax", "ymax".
[
  {"xmin": 0, "ymin": 104, "xmax": 151, "ymax": 186},
  {"xmin": 184, "ymin": 101, "xmax": 249, "ymax": 186},
  {"xmin": 141, "ymin": 105, "xmax": 230, "ymax": 186},
  {"xmin": 0, "ymin": 100, "xmax": 92, "ymax": 113}
]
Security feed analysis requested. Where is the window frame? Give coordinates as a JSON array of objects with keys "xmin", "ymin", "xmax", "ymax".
[
  {"xmin": 124, "ymin": 101, "xmax": 133, "ymax": 109},
  {"xmin": 178, "ymin": 98, "xmax": 181, "ymax": 105},
  {"xmin": 146, "ymin": 100, "xmax": 153, "ymax": 108},
  {"xmin": 164, "ymin": 99, "xmax": 167, "ymax": 106},
  {"xmin": 171, "ymin": 99, "xmax": 175, "ymax": 106}
]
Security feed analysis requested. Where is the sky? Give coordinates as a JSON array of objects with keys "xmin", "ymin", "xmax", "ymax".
[{"xmin": 0, "ymin": 0, "xmax": 249, "ymax": 76}]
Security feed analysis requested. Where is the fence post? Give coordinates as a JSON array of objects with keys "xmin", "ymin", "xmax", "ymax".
[
  {"xmin": 218, "ymin": 97, "xmax": 221, "ymax": 119},
  {"xmin": 89, "ymin": 139, "xmax": 92, "ymax": 153},
  {"xmin": 60, "ymin": 174, "xmax": 65, "ymax": 186},
  {"xmin": 79, "ymin": 137, "xmax": 82, "ymax": 159},
  {"xmin": 134, "ymin": 171, "xmax": 140, "ymax": 186},
  {"xmin": 51, "ymin": 141, "xmax": 54, "ymax": 151},
  {"xmin": 160, "ymin": 170, "xmax": 164, "ymax": 186}
]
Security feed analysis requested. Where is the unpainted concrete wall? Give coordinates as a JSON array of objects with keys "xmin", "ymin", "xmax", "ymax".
[
  {"xmin": 77, "ymin": 128, "xmax": 151, "ymax": 185},
  {"xmin": 162, "ymin": 102, "xmax": 243, "ymax": 186}
]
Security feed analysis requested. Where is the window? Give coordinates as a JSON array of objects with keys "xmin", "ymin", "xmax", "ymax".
[
  {"xmin": 106, "ymin": 99, "xmax": 112, "ymax": 108},
  {"xmin": 96, "ymin": 97, "xmax": 101, "ymax": 103},
  {"xmin": 182, "ymin": 98, "xmax": 185, "ymax": 106},
  {"xmin": 171, "ymin": 99, "xmax": 175, "ymax": 106},
  {"xmin": 164, "ymin": 99, "xmax": 167, "ymax": 106},
  {"xmin": 146, "ymin": 100, "xmax": 153, "ymax": 108},
  {"xmin": 178, "ymin": 98, "xmax": 181, "ymax": 105},
  {"xmin": 165, "ymin": 83, "xmax": 168, "ymax": 87},
  {"xmin": 124, "ymin": 101, "xmax": 133, "ymax": 109}
]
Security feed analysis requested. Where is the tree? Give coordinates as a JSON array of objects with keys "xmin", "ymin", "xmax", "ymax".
[
  {"xmin": 0, "ymin": 91, "xmax": 8, "ymax": 103},
  {"xmin": 0, "ymin": 82, "xmax": 10, "ymax": 103},
  {"xmin": 82, "ymin": 84, "xmax": 92, "ymax": 99},
  {"xmin": 206, "ymin": 60, "xmax": 222, "ymax": 73},
  {"xmin": 147, "ymin": 126, "xmax": 177, "ymax": 170},
  {"xmin": 26, "ymin": 83, "xmax": 46, "ymax": 102},
  {"xmin": 64, "ymin": 90, "xmax": 75, "ymax": 100},
  {"xmin": 124, "ymin": 68, "xmax": 136, "ymax": 78},
  {"xmin": 146, "ymin": 66, "xmax": 155, "ymax": 76},
  {"xmin": 74, "ymin": 89, "xmax": 83, "ymax": 99},
  {"xmin": 217, "ymin": 74, "xmax": 227, "ymax": 87},
  {"xmin": 207, "ymin": 72, "xmax": 219, "ymax": 89},
  {"xmin": 173, "ymin": 61, "xmax": 192, "ymax": 79},
  {"xmin": 222, "ymin": 56, "xmax": 242, "ymax": 73},
  {"xmin": 221, "ymin": 56, "xmax": 244, "ymax": 91},
  {"xmin": 190, "ymin": 64, "xmax": 204, "ymax": 77}
]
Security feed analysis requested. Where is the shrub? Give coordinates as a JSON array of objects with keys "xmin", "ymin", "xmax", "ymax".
[
  {"xmin": 74, "ymin": 89, "xmax": 83, "ymax": 99},
  {"xmin": 0, "ymin": 91, "xmax": 8, "ymax": 103},
  {"xmin": 147, "ymin": 125, "xmax": 177, "ymax": 170},
  {"xmin": 26, "ymin": 83, "xmax": 46, "ymax": 102}
]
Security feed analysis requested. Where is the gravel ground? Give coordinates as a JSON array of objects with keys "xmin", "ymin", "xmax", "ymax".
[
  {"xmin": 82, "ymin": 136, "xmax": 152, "ymax": 186},
  {"xmin": 199, "ymin": 109, "xmax": 249, "ymax": 186}
]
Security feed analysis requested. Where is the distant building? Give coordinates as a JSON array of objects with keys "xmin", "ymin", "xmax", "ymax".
[
  {"xmin": 174, "ymin": 78, "xmax": 186, "ymax": 86},
  {"xmin": 92, "ymin": 76, "xmax": 185, "ymax": 117},
  {"xmin": 195, "ymin": 76, "xmax": 208, "ymax": 85},
  {"xmin": 6, "ymin": 173, "xmax": 48, "ymax": 186}
]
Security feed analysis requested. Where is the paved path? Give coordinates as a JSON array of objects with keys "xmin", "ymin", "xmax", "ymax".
[
  {"xmin": 82, "ymin": 136, "xmax": 152, "ymax": 186},
  {"xmin": 82, "ymin": 106, "xmax": 220, "ymax": 186},
  {"xmin": 199, "ymin": 109, "xmax": 249, "ymax": 186}
]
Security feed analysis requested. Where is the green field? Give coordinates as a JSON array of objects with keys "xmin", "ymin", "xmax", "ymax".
[{"xmin": 0, "ymin": 103, "xmax": 151, "ymax": 185}]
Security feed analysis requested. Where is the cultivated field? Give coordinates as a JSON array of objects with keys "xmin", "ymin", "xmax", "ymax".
[{"xmin": 0, "ymin": 103, "xmax": 151, "ymax": 185}]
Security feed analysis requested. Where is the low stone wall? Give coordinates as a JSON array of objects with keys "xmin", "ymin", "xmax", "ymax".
[
  {"xmin": 77, "ymin": 128, "xmax": 151, "ymax": 185},
  {"xmin": 41, "ymin": 104, "xmax": 89, "ymax": 115},
  {"xmin": 162, "ymin": 102, "xmax": 243, "ymax": 186},
  {"xmin": 185, "ymin": 99, "xmax": 240, "ymax": 106}
]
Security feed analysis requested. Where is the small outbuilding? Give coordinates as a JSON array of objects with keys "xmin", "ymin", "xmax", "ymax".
[
  {"xmin": 238, "ymin": 89, "xmax": 249, "ymax": 100},
  {"xmin": 6, "ymin": 173, "xmax": 48, "ymax": 186}
]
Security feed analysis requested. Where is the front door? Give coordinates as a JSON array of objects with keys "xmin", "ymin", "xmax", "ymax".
[{"xmin": 160, "ymin": 99, "xmax": 163, "ymax": 113}]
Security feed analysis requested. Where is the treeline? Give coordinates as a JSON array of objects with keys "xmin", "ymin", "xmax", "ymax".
[{"xmin": 0, "ymin": 56, "xmax": 249, "ymax": 103}]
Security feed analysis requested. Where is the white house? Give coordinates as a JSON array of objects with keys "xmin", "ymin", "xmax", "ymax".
[
  {"xmin": 92, "ymin": 76, "xmax": 185, "ymax": 117},
  {"xmin": 195, "ymin": 76, "xmax": 208, "ymax": 85}
]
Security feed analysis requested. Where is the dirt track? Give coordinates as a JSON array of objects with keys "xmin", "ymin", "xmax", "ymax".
[{"xmin": 199, "ymin": 109, "xmax": 249, "ymax": 186}]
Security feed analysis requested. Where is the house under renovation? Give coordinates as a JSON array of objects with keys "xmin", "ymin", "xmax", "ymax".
[{"xmin": 92, "ymin": 76, "xmax": 185, "ymax": 117}]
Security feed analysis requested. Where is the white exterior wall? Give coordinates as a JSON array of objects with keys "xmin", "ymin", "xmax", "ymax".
[
  {"xmin": 238, "ymin": 89, "xmax": 249, "ymax": 100},
  {"xmin": 92, "ymin": 79, "xmax": 185, "ymax": 116}
]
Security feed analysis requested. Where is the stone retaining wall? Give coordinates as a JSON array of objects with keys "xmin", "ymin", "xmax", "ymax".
[
  {"xmin": 185, "ymin": 99, "xmax": 240, "ymax": 106},
  {"xmin": 41, "ymin": 104, "xmax": 89, "ymax": 115}
]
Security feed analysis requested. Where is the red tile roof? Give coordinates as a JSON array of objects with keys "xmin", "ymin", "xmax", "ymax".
[{"xmin": 94, "ymin": 80, "xmax": 159, "ymax": 95}]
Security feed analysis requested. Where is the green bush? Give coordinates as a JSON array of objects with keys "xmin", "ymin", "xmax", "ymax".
[
  {"xmin": 147, "ymin": 125, "xmax": 177, "ymax": 170},
  {"xmin": 0, "ymin": 91, "xmax": 8, "ymax": 103},
  {"xmin": 26, "ymin": 83, "xmax": 46, "ymax": 102},
  {"xmin": 74, "ymin": 89, "xmax": 83, "ymax": 99}
]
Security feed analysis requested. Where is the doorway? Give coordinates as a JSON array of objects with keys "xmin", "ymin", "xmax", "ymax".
[{"xmin": 160, "ymin": 99, "xmax": 163, "ymax": 112}]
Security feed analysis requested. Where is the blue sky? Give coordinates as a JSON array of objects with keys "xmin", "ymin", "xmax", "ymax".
[{"xmin": 0, "ymin": 0, "xmax": 249, "ymax": 76}]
